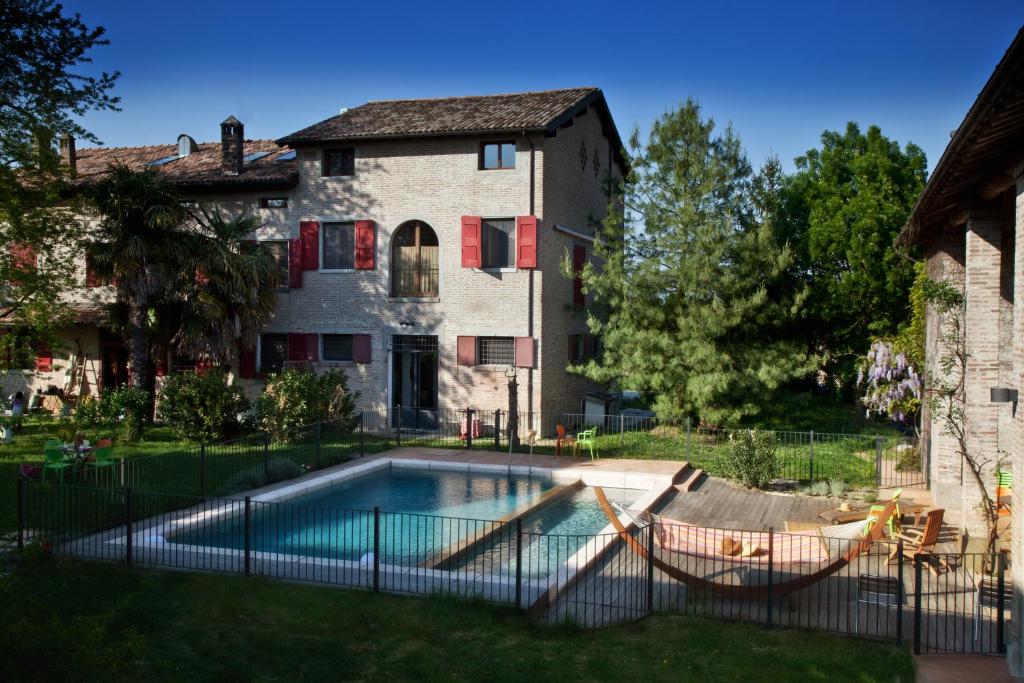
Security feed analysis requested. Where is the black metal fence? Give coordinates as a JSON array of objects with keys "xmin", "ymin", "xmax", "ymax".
[
  {"xmin": 16, "ymin": 477, "xmax": 1007, "ymax": 652},
  {"xmin": 364, "ymin": 408, "xmax": 924, "ymax": 489}
]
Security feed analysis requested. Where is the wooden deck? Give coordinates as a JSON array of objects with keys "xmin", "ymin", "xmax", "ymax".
[{"xmin": 656, "ymin": 477, "xmax": 837, "ymax": 530}]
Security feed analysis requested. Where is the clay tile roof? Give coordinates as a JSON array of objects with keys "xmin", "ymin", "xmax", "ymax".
[
  {"xmin": 279, "ymin": 87, "xmax": 603, "ymax": 144},
  {"xmin": 73, "ymin": 139, "xmax": 297, "ymax": 190}
]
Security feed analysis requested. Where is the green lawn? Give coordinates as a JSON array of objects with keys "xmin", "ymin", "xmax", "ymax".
[{"xmin": 0, "ymin": 554, "xmax": 915, "ymax": 682}]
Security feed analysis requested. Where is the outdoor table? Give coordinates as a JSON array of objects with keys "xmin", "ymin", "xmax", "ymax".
[{"xmin": 818, "ymin": 507, "xmax": 869, "ymax": 525}]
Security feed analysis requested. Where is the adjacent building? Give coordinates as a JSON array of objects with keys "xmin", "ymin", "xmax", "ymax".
[
  {"xmin": 10, "ymin": 88, "xmax": 627, "ymax": 430},
  {"xmin": 898, "ymin": 27, "xmax": 1024, "ymax": 674}
]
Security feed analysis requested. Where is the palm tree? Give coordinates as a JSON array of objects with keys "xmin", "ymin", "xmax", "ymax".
[{"xmin": 86, "ymin": 165, "xmax": 188, "ymax": 399}]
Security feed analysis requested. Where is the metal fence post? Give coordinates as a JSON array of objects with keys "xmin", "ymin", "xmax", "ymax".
[
  {"xmin": 808, "ymin": 430, "xmax": 814, "ymax": 482},
  {"xmin": 16, "ymin": 477, "xmax": 25, "ymax": 552},
  {"xmin": 913, "ymin": 555, "xmax": 923, "ymax": 654},
  {"xmin": 515, "ymin": 517, "xmax": 523, "ymax": 610},
  {"xmin": 119, "ymin": 456, "xmax": 126, "ymax": 487},
  {"xmin": 896, "ymin": 540, "xmax": 904, "ymax": 644},
  {"xmin": 124, "ymin": 486, "xmax": 133, "ymax": 567},
  {"xmin": 359, "ymin": 412, "xmax": 365, "ymax": 457},
  {"xmin": 620, "ymin": 414, "xmax": 625, "ymax": 449},
  {"xmin": 875, "ymin": 436, "xmax": 883, "ymax": 488},
  {"xmin": 494, "ymin": 409, "xmax": 501, "ymax": 451},
  {"xmin": 315, "ymin": 421, "xmax": 322, "ymax": 469},
  {"xmin": 465, "ymin": 408, "xmax": 474, "ymax": 450},
  {"xmin": 998, "ymin": 551, "xmax": 1006, "ymax": 654},
  {"xmin": 395, "ymin": 405, "xmax": 401, "ymax": 448},
  {"xmin": 646, "ymin": 521, "xmax": 655, "ymax": 614},
  {"xmin": 244, "ymin": 496, "xmax": 252, "ymax": 577},
  {"xmin": 767, "ymin": 527, "xmax": 774, "ymax": 629},
  {"xmin": 373, "ymin": 506, "xmax": 380, "ymax": 593},
  {"xmin": 199, "ymin": 443, "xmax": 207, "ymax": 500},
  {"xmin": 263, "ymin": 432, "xmax": 270, "ymax": 480},
  {"xmin": 685, "ymin": 417, "xmax": 692, "ymax": 461}
]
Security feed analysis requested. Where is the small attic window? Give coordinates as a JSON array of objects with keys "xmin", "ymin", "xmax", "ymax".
[
  {"xmin": 276, "ymin": 150, "xmax": 296, "ymax": 161},
  {"xmin": 177, "ymin": 134, "xmax": 198, "ymax": 157},
  {"xmin": 147, "ymin": 155, "xmax": 179, "ymax": 167},
  {"xmin": 244, "ymin": 151, "xmax": 271, "ymax": 164}
]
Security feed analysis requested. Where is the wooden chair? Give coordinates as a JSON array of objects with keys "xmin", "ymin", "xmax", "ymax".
[
  {"xmin": 555, "ymin": 424, "xmax": 575, "ymax": 456},
  {"xmin": 888, "ymin": 508, "xmax": 945, "ymax": 574}
]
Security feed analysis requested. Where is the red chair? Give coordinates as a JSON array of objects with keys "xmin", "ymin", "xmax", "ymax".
[{"xmin": 556, "ymin": 424, "xmax": 575, "ymax": 456}]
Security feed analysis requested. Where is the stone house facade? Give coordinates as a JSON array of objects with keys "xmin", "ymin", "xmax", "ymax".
[
  {"xmin": 898, "ymin": 28, "xmax": 1024, "ymax": 674},
  {"xmin": 10, "ymin": 88, "xmax": 627, "ymax": 433}
]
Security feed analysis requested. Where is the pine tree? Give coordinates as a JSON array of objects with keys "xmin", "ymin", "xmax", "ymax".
[{"xmin": 577, "ymin": 100, "xmax": 813, "ymax": 425}]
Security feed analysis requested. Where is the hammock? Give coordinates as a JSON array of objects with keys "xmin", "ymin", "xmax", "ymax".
[{"xmin": 595, "ymin": 487, "xmax": 895, "ymax": 598}]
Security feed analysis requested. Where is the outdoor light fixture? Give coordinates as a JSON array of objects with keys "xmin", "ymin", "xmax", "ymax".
[{"xmin": 990, "ymin": 387, "xmax": 1019, "ymax": 403}]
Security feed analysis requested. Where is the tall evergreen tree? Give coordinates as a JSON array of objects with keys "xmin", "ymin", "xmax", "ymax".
[
  {"xmin": 780, "ymin": 123, "xmax": 927, "ymax": 383},
  {"xmin": 578, "ymin": 100, "xmax": 813, "ymax": 425}
]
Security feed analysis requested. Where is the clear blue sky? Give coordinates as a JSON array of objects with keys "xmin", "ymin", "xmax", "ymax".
[{"xmin": 68, "ymin": 0, "xmax": 1024, "ymax": 172}]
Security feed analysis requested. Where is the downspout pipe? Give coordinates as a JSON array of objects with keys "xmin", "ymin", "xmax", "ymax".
[{"xmin": 526, "ymin": 132, "xmax": 535, "ymax": 429}]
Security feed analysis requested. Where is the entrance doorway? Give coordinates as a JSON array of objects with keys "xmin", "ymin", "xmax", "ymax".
[
  {"xmin": 391, "ymin": 335, "xmax": 438, "ymax": 429},
  {"xmin": 100, "ymin": 331, "xmax": 129, "ymax": 392}
]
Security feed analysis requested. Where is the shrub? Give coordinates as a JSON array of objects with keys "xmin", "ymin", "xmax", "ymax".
[
  {"xmin": 75, "ymin": 386, "xmax": 149, "ymax": 443},
  {"xmin": 157, "ymin": 369, "xmax": 249, "ymax": 442},
  {"xmin": 894, "ymin": 443, "xmax": 922, "ymax": 472},
  {"xmin": 862, "ymin": 491, "xmax": 878, "ymax": 504},
  {"xmin": 723, "ymin": 429, "xmax": 779, "ymax": 489},
  {"xmin": 828, "ymin": 478, "xmax": 848, "ymax": 498},
  {"xmin": 809, "ymin": 481, "xmax": 830, "ymax": 497},
  {"xmin": 220, "ymin": 458, "xmax": 303, "ymax": 495},
  {"xmin": 254, "ymin": 369, "xmax": 358, "ymax": 442}
]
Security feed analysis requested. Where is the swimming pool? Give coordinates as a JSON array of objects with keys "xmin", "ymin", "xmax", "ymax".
[{"xmin": 167, "ymin": 467, "xmax": 643, "ymax": 570}]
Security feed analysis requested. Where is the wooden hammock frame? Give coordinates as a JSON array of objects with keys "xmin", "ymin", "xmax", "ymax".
[{"xmin": 595, "ymin": 487, "xmax": 896, "ymax": 599}]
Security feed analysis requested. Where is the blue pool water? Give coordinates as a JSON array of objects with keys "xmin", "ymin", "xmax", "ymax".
[{"xmin": 168, "ymin": 468, "xmax": 643, "ymax": 572}]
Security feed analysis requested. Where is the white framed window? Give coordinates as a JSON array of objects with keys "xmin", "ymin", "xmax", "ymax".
[
  {"xmin": 260, "ymin": 240, "xmax": 290, "ymax": 289},
  {"xmin": 322, "ymin": 221, "xmax": 356, "ymax": 270},
  {"xmin": 481, "ymin": 218, "xmax": 515, "ymax": 269}
]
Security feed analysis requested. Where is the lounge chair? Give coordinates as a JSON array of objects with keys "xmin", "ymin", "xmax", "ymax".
[
  {"xmin": 888, "ymin": 508, "xmax": 945, "ymax": 573},
  {"xmin": 42, "ymin": 446, "xmax": 70, "ymax": 484}
]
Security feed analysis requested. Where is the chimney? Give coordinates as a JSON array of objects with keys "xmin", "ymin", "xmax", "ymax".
[
  {"xmin": 59, "ymin": 134, "xmax": 76, "ymax": 175},
  {"xmin": 221, "ymin": 116, "xmax": 244, "ymax": 175}
]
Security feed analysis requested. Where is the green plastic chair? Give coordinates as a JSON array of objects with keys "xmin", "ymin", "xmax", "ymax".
[
  {"xmin": 44, "ymin": 438, "xmax": 61, "ymax": 449},
  {"xmin": 88, "ymin": 445, "xmax": 115, "ymax": 469},
  {"xmin": 576, "ymin": 427, "xmax": 599, "ymax": 460},
  {"xmin": 42, "ymin": 446, "xmax": 70, "ymax": 484},
  {"xmin": 868, "ymin": 488, "xmax": 902, "ymax": 536}
]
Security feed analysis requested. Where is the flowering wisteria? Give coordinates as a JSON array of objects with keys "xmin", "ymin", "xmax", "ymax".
[{"xmin": 856, "ymin": 340, "xmax": 922, "ymax": 425}]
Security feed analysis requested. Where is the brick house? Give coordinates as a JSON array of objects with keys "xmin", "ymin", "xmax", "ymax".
[
  {"xmin": 898, "ymin": 28, "xmax": 1024, "ymax": 673},
  {"xmin": 12, "ymin": 88, "xmax": 627, "ymax": 430}
]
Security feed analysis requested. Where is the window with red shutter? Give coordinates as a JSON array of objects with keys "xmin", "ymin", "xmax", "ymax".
[
  {"xmin": 514, "ymin": 336, "xmax": 534, "ymax": 368},
  {"xmin": 304, "ymin": 333, "xmax": 319, "ymax": 361},
  {"xmin": 287, "ymin": 333, "xmax": 307, "ymax": 364},
  {"xmin": 289, "ymin": 238, "xmax": 303, "ymax": 288},
  {"xmin": 355, "ymin": 220, "xmax": 375, "ymax": 269},
  {"xmin": 516, "ymin": 215, "xmax": 537, "ymax": 268},
  {"xmin": 300, "ymin": 221, "xmax": 320, "ymax": 270},
  {"xmin": 460, "ymin": 216, "xmax": 482, "ymax": 268},
  {"xmin": 572, "ymin": 245, "xmax": 586, "ymax": 308},
  {"xmin": 353, "ymin": 334, "xmax": 371, "ymax": 363},
  {"xmin": 568, "ymin": 335, "xmax": 580, "ymax": 365},
  {"xmin": 457, "ymin": 336, "xmax": 477, "ymax": 366},
  {"xmin": 85, "ymin": 254, "xmax": 102, "ymax": 287}
]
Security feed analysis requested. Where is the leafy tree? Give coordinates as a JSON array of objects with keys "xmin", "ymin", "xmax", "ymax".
[
  {"xmin": 576, "ymin": 100, "xmax": 814, "ymax": 425},
  {"xmin": 0, "ymin": 0, "xmax": 119, "ymax": 356},
  {"xmin": 255, "ymin": 368, "xmax": 359, "ymax": 442},
  {"xmin": 781, "ymin": 123, "xmax": 927, "ymax": 383},
  {"xmin": 156, "ymin": 368, "xmax": 249, "ymax": 442}
]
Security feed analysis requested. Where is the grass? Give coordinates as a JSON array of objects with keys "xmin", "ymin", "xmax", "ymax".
[{"xmin": 0, "ymin": 553, "xmax": 915, "ymax": 682}]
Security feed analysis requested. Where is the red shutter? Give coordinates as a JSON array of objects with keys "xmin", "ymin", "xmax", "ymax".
[
  {"xmin": 11, "ymin": 243, "xmax": 37, "ymax": 273},
  {"xmin": 300, "ymin": 221, "xmax": 320, "ymax": 270},
  {"xmin": 304, "ymin": 333, "xmax": 319, "ymax": 361},
  {"xmin": 353, "ymin": 334, "xmax": 371, "ymax": 363},
  {"xmin": 461, "ymin": 216, "xmax": 482, "ymax": 268},
  {"xmin": 238, "ymin": 343, "xmax": 257, "ymax": 379},
  {"xmin": 196, "ymin": 267, "xmax": 209, "ymax": 286},
  {"xmin": 195, "ymin": 359, "xmax": 213, "ymax": 376},
  {"xmin": 155, "ymin": 353, "xmax": 167, "ymax": 377},
  {"xmin": 289, "ymin": 238, "xmax": 303, "ymax": 288},
  {"xmin": 516, "ymin": 215, "xmax": 538, "ymax": 268},
  {"xmin": 34, "ymin": 342, "xmax": 52, "ymax": 372},
  {"xmin": 514, "ymin": 336, "xmax": 534, "ymax": 369},
  {"xmin": 287, "ymin": 333, "xmax": 306, "ymax": 362},
  {"xmin": 85, "ymin": 254, "xmax": 100, "ymax": 287},
  {"xmin": 355, "ymin": 220, "xmax": 375, "ymax": 269},
  {"xmin": 457, "ymin": 336, "xmax": 477, "ymax": 366},
  {"xmin": 567, "ymin": 335, "xmax": 578, "ymax": 364},
  {"xmin": 572, "ymin": 245, "xmax": 586, "ymax": 309}
]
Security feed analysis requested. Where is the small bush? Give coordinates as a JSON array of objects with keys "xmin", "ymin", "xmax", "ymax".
[
  {"xmin": 862, "ymin": 491, "xmax": 878, "ymax": 504},
  {"xmin": 723, "ymin": 429, "xmax": 779, "ymax": 489},
  {"xmin": 255, "ymin": 369, "xmax": 358, "ymax": 442},
  {"xmin": 809, "ymin": 481, "xmax": 830, "ymax": 497},
  {"xmin": 220, "ymin": 458, "xmax": 304, "ymax": 495},
  {"xmin": 266, "ymin": 458, "xmax": 303, "ymax": 483},
  {"xmin": 894, "ymin": 444, "xmax": 922, "ymax": 472},
  {"xmin": 828, "ymin": 478, "xmax": 847, "ymax": 498},
  {"xmin": 157, "ymin": 369, "xmax": 249, "ymax": 442},
  {"xmin": 75, "ymin": 386, "xmax": 149, "ymax": 443}
]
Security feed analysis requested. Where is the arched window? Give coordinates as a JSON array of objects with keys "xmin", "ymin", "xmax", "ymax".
[{"xmin": 391, "ymin": 221, "xmax": 439, "ymax": 298}]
